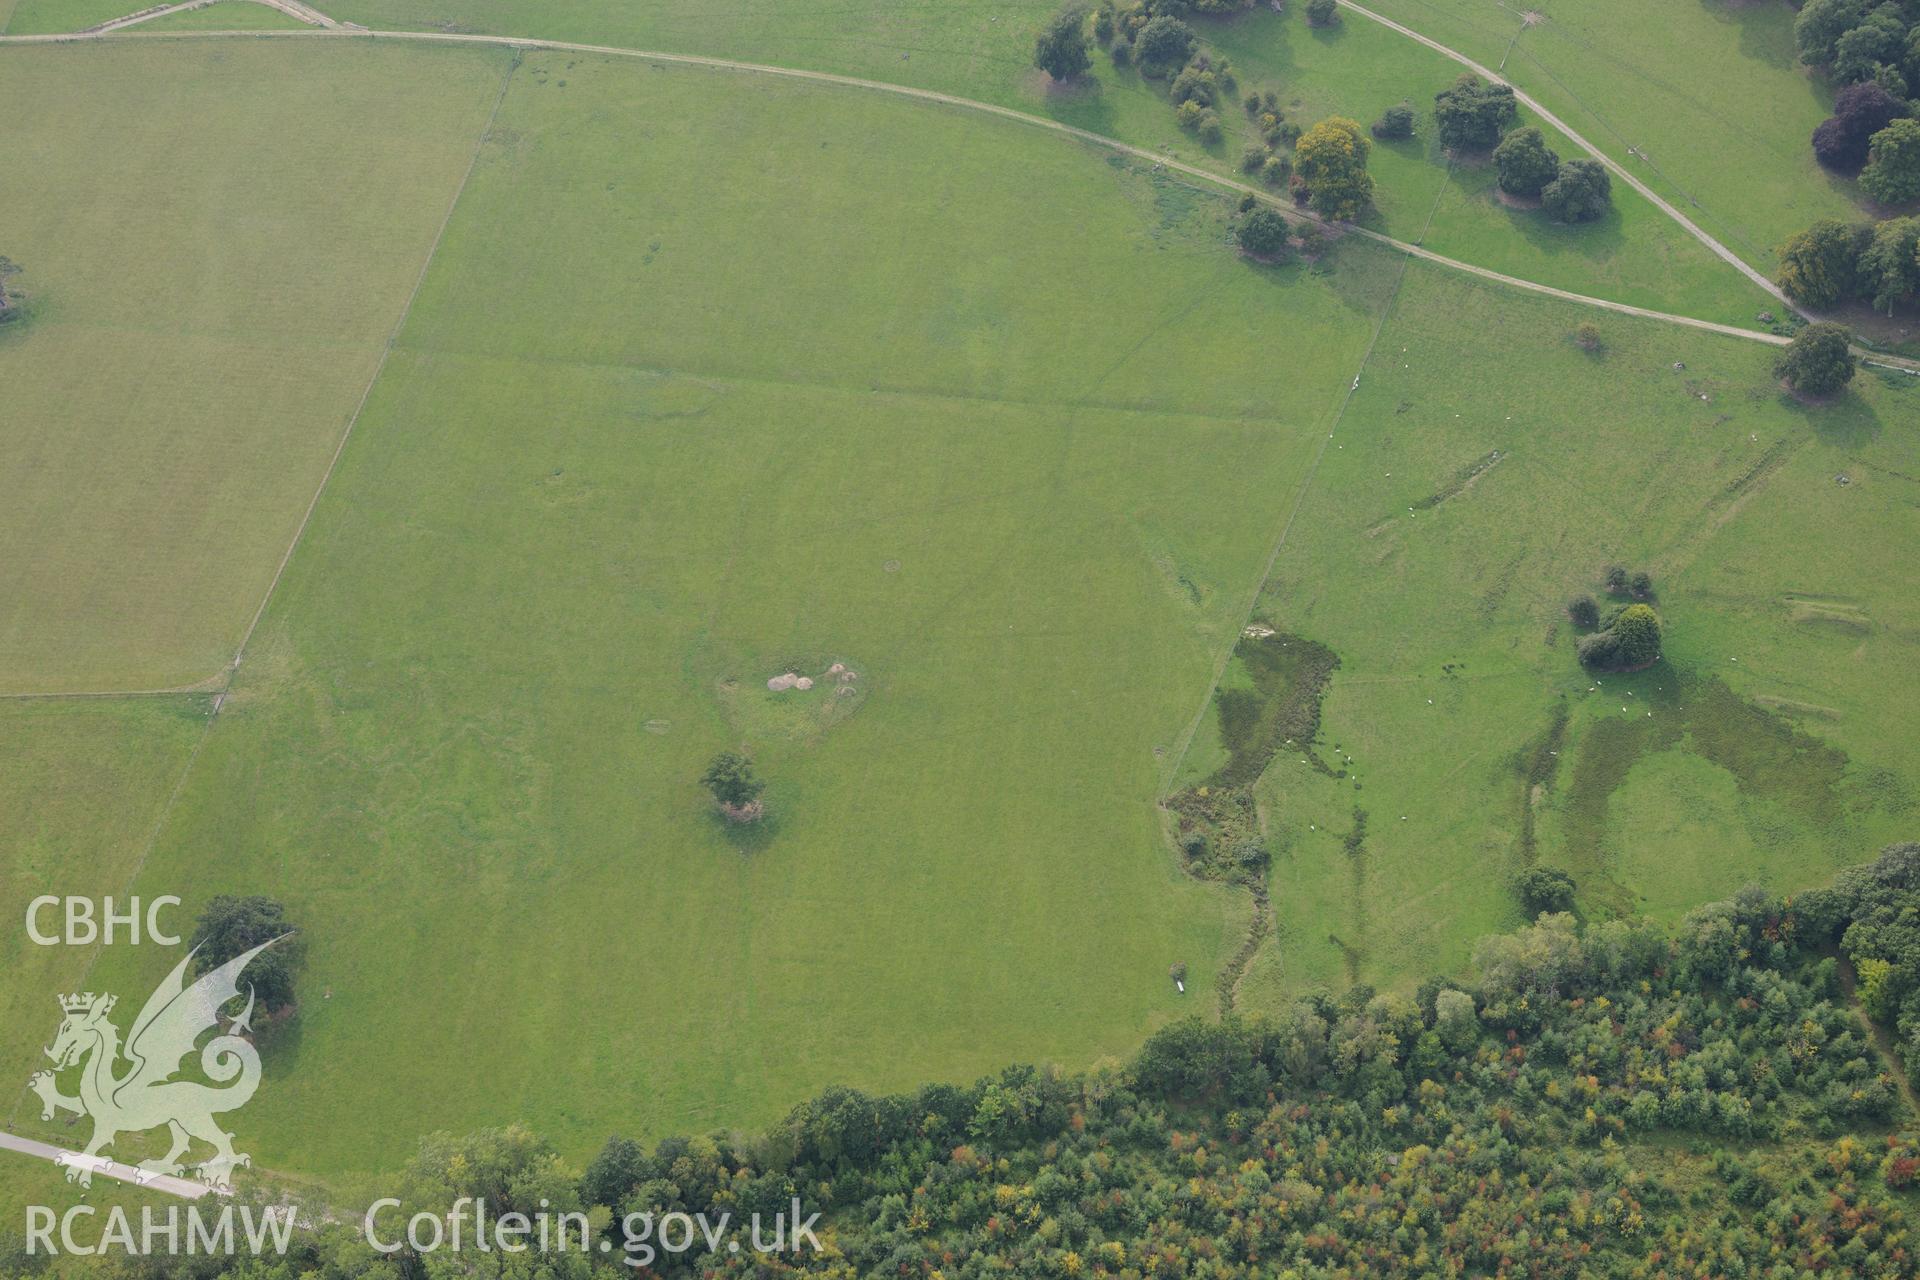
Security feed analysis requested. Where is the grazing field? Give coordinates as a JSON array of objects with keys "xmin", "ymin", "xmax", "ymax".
[
  {"xmin": 0, "ymin": 38, "xmax": 508, "ymax": 691},
  {"xmin": 1189, "ymin": 8, "xmax": 1772, "ymax": 324},
  {"xmin": 3, "ymin": 0, "xmax": 1915, "ymax": 1207},
  {"xmin": 51, "ymin": 0, "xmax": 1779, "ymax": 323},
  {"xmin": 1228, "ymin": 262, "xmax": 1919, "ymax": 1003},
  {"xmin": 1358, "ymin": 0, "xmax": 1862, "ymax": 272},
  {"xmin": 42, "ymin": 47, "xmax": 1416, "ymax": 1177}
]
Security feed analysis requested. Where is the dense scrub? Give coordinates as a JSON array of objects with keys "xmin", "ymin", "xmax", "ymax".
[{"xmin": 65, "ymin": 851, "xmax": 1920, "ymax": 1280}]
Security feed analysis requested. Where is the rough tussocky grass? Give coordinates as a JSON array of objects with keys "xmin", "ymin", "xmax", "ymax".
[{"xmin": 1234, "ymin": 260, "xmax": 1919, "ymax": 1004}]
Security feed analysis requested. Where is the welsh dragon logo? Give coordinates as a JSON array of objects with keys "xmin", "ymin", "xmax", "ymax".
[{"xmin": 28, "ymin": 938, "xmax": 284, "ymax": 1190}]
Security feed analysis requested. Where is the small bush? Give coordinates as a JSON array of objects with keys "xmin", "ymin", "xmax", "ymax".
[
  {"xmin": 1604, "ymin": 564, "xmax": 1628, "ymax": 594},
  {"xmin": 1580, "ymin": 603, "xmax": 1662, "ymax": 671},
  {"xmin": 1091, "ymin": 1, "xmax": 1116, "ymax": 44},
  {"xmin": 1261, "ymin": 154, "xmax": 1291, "ymax": 186},
  {"xmin": 1236, "ymin": 207, "xmax": 1294, "ymax": 258},
  {"xmin": 1170, "ymin": 64, "xmax": 1219, "ymax": 108},
  {"xmin": 1629, "ymin": 570, "xmax": 1653, "ymax": 598},
  {"xmin": 1197, "ymin": 109, "xmax": 1224, "ymax": 144},
  {"xmin": 1371, "ymin": 103, "xmax": 1415, "ymax": 140},
  {"xmin": 1577, "ymin": 630, "xmax": 1620, "ymax": 668},
  {"xmin": 1574, "ymin": 321, "xmax": 1602, "ymax": 352},
  {"xmin": 702, "ymin": 750, "xmax": 766, "ymax": 820},
  {"xmin": 1568, "ymin": 596, "xmax": 1599, "ymax": 629},
  {"xmin": 1306, "ymin": 0, "xmax": 1338, "ymax": 25},
  {"xmin": 1242, "ymin": 144, "xmax": 1269, "ymax": 172},
  {"xmin": 1513, "ymin": 866, "xmax": 1577, "ymax": 916}
]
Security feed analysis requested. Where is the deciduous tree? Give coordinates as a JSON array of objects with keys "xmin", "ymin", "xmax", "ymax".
[
  {"xmin": 1134, "ymin": 14, "xmax": 1195, "ymax": 71},
  {"xmin": 1493, "ymin": 126, "xmax": 1559, "ymax": 197},
  {"xmin": 1811, "ymin": 81, "xmax": 1907, "ymax": 173},
  {"xmin": 1540, "ymin": 158, "xmax": 1612, "ymax": 222},
  {"xmin": 1513, "ymin": 866, "xmax": 1577, "ymax": 916},
  {"xmin": 1796, "ymin": 0, "xmax": 1870, "ymax": 65},
  {"xmin": 1861, "ymin": 117, "xmax": 1920, "ymax": 204},
  {"xmin": 190, "ymin": 895, "xmax": 301, "ymax": 1011},
  {"xmin": 1433, "ymin": 73, "xmax": 1516, "ymax": 151},
  {"xmin": 1858, "ymin": 216, "xmax": 1920, "ymax": 313},
  {"xmin": 1294, "ymin": 116, "xmax": 1374, "ymax": 220},
  {"xmin": 1776, "ymin": 218, "xmax": 1872, "ymax": 307},
  {"xmin": 1774, "ymin": 321, "xmax": 1858, "ymax": 395},
  {"xmin": 1033, "ymin": 5, "xmax": 1092, "ymax": 81}
]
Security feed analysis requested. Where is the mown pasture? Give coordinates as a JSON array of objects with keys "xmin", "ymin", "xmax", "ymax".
[{"xmin": 0, "ymin": 39, "xmax": 510, "ymax": 691}]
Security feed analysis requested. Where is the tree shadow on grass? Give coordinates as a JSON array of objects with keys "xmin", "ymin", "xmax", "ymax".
[
  {"xmin": 259, "ymin": 1011, "xmax": 303, "ymax": 1079},
  {"xmin": 1774, "ymin": 382, "xmax": 1885, "ymax": 450},
  {"xmin": 714, "ymin": 807, "xmax": 782, "ymax": 857},
  {"xmin": 1485, "ymin": 181, "xmax": 1630, "ymax": 264},
  {"xmin": 1698, "ymin": 0, "xmax": 1807, "ymax": 76},
  {"xmin": 1036, "ymin": 69, "xmax": 1118, "ymax": 139},
  {"xmin": 1307, "ymin": 19, "xmax": 1351, "ymax": 50}
]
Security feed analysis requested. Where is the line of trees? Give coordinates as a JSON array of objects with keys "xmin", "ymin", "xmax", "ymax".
[
  {"xmin": 1779, "ymin": 213, "xmax": 1920, "ymax": 314},
  {"xmin": 60, "ymin": 852, "xmax": 1920, "ymax": 1279},
  {"xmin": 1797, "ymin": 0, "xmax": 1920, "ymax": 130},
  {"xmin": 1438, "ymin": 75, "xmax": 1611, "ymax": 222},
  {"xmin": 1806, "ymin": 78, "xmax": 1920, "ymax": 210}
]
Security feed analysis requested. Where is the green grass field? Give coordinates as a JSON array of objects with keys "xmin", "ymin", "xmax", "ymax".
[
  {"xmin": 2, "ymin": 3, "xmax": 1915, "ymax": 1199},
  {"xmin": 1177, "ymin": 8, "xmax": 1774, "ymax": 325},
  {"xmin": 1230, "ymin": 261, "xmax": 1918, "ymax": 1000},
  {"xmin": 0, "ymin": 0, "xmax": 1843, "ymax": 303},
  {"xmin": 3, "ymin": 0, "xmax": 1776, "ymax": 324},
  {"xmin": 0, "ymin": 699, "xmax": 210, "ymax": 1095},
  {"xmin": 14, "ymin": 46, "xmax": 1421, "ymax": 1177},
  {"xmin": 0, "ymin": 39, "xmax": 510, "ymax": 691}
]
